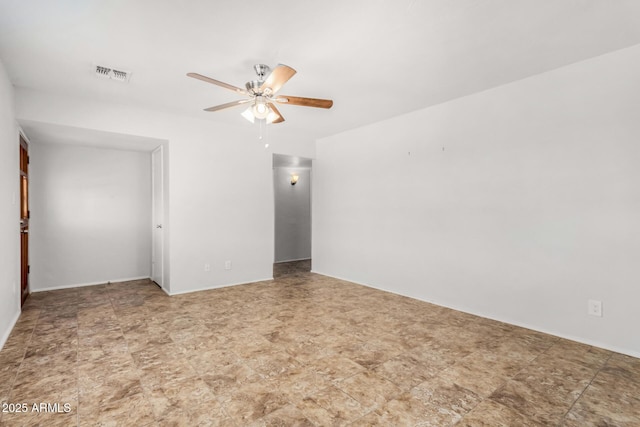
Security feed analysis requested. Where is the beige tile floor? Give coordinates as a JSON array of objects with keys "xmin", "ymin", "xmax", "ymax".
[
  {"xmin": 273, "ymin": 260, "xmax": 311, "ymax": 279},
  {"xmin": 1, "ymin": 272, "xmax": 639, "ymax": 426}
]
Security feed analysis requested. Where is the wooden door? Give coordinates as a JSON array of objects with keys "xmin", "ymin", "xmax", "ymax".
[{"xmin": 19, "ymin": 135, "xmax": 29, "ymax": 306}]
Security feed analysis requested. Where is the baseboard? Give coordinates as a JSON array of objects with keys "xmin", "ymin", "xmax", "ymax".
[
  {"xmin": 275, "ymin": 258, "xmax": 311, "ymax": 264},
  {"xmin": 32, "ymin": 276, "xmax": 150, "ymax": 292},
  {"xmin": 168, "ymin": 277, "xmax": 274, "ymax": 296},
  {"xmin": 0, "ymin": 308, "xmax": 21, "ymax": 351},
  {"xmin": 483, "ymin": 316, "xmax": 640, "ymax": 359},
  {"xmin": 310, "ymin": 270, "xmax": 640, "ymax": 359}
]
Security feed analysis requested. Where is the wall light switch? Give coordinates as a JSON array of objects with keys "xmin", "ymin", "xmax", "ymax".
[
  {"xmin": 225, "ymin": 261, "xmax": 232, "ymax": 270},
  {"xmin": 588, "ymin": 299, "xmax": 603, "ymax": 317},
  {"xmin": 204, "ymin": 263, "xmax": 210, "ymax": 272}
]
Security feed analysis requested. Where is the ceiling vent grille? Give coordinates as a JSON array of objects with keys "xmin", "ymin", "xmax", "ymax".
[{"xmin": 94, "ymin": 64, "xmax": 132, "ymax": 83}]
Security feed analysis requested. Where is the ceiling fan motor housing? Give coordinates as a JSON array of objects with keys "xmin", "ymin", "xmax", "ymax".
[
  {"xmin": 245, "ymin": 80, "xmax": 263, "ymax": 95},
  {"xmin": 246, "ymin": 64, "xmax": 274, "ymax": 95}
]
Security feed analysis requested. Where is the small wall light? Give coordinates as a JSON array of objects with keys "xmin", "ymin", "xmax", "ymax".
[{"xmin": 290, "ymin": 173, "xmax": 299, "ymax": 186}]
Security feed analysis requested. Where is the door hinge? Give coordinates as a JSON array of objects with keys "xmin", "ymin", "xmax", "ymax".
[
  {"xmin": 27, "ymin": 210, "xmax": 30, "ymax": 219},
  {"xmin": 28, "ymin": 265, "xmax": 30, "ymax": 274},
  {"xmin": 27, "ymin": 156, "xmax": 30, "ymax": 164}
]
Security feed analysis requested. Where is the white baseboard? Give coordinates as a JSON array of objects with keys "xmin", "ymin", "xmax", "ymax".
[
  {"xmin": 275, "ymin": 258, "xmax": 311, "ymax": 264},
  {"xmin": 168, "ymin": 277, "xmax": 274, "ymax": 296},
  {"xmin": 32, "ymin": 276, "xmax": 150, "ymax": 292},
  {"xmin": 310, "ymin": 270, "xmax": 640, "ymax": 359},
  {"xmin": 0, "ymin": 308, "xmax": 21, "ymax": 351}
]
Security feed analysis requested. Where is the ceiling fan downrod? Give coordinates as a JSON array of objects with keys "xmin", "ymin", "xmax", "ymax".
[{"xmin": 253, "ymin": 64, "xmax": 270, "ymax": 81}]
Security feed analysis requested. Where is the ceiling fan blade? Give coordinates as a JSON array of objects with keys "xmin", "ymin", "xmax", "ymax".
[
  {"xmin": 204, "ymin": 99, "xmax": 252, "ymax": 112},
  {"xmin": 260, "ymin": 64, "xmax": 296, "ymax": 95},
  {"xmin": 275, "ymin": 95, "xmax": 333, "ymax": 109},
  {"xmin": 187, "ymin": 72, "xmax": 247, "ymax": 95},
  {"xmin": 268, "ymin": 103, "xmax": 285, "ymax": 123}
]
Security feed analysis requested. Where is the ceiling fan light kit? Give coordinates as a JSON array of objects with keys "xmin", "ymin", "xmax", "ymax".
[
  {"xmin": 187, "ymin": 64, "xmax": 333, "ymax": 125},
  {"xmin": 252, "ymin": 96, "xmax": 270, "ymax": 119}
]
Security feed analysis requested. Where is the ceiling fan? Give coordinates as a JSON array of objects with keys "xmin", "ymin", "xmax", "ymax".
[{"xmin": 187, "ymin": 64, "xmax": 333, "ymax": 124}]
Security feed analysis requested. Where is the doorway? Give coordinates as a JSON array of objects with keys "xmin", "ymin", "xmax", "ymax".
[
  {"xmin": 19, "ymin": 135, "xmax": 29, "ymax": 306},
  {"xmin": 272, "ymin": 154, "xmax": 312, "ymax": 278},
  {"xmin": 151, "ymin": 146, "xmax": 164, "ymax": 289}
]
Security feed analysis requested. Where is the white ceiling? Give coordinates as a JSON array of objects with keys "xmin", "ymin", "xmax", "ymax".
[{"xmin": 2, "ymin": 0, "xmax": 640, "ymax": 141}]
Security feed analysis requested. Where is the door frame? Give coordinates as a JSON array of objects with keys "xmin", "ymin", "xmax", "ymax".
[
  {"xmin": 272, "ymin": 154, "xmax": 313, "ymax": 265},
  {"xmin": 19, "ymin": 132, "xmax": 30, "ymax": 306},
  {"xmin": 151, "ymin": 146, "xmax": 164, "ymax": 289}
]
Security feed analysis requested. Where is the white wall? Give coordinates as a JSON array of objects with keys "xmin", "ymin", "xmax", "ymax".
[
  {"xmin": 15, "ymin": 90, "xmax": 316, "ymax": 295},
  {"xmin": 0, "ymin": 60, "xmax": 21, "ymax": 349},
  {"xmin": 313, "ymin": 45, "xmax": 640, "ymax": 357},
  {"xmin": 29, "ymin": 143, "xmax": 151, "ymax": 290},
  {"xmin": 274, "ymin": 167, "xmax": 311, "ymax": 262}
]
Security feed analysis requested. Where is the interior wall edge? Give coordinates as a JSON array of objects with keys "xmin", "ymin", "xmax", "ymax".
[
  {"xmin": 0, "ymin": 58, "xmax": 21, "ymax": 354},
  {"xmin": 0, "ymin": 309, "xmax": 21, "ymax": 352}
]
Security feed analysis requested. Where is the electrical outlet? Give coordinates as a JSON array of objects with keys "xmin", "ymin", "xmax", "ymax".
[
  {"xmin": 588, "ymin": 300, "xmax": 602, "ymax": 317},
  {"xmin": 224, "ymin": 261, "xmax": 232, "ymax": 270},
  {"xmin": 204, "ymin": 263, "xmax": 210, "ymax": 272}
]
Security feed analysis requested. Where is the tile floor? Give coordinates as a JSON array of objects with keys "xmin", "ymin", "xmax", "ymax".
[
  {"xmin": 0, "ymin": 273, "xmax": 639, "ymax": 426},
  {"xmin": 273, "ymin": 260, "xmax": 311, "ymax": 279}
]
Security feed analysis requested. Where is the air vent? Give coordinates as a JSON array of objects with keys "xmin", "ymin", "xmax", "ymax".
[
  {"xmin": 111, "ymin": 69, "xmax": 129, "ymax": 82},
  {"xmin": 95, "ymin": 65, "xmax": 111, "ymax": 78},
  {"xmin": 94, "ymin": 64, "xmax": 132, "ymax": 83}
]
